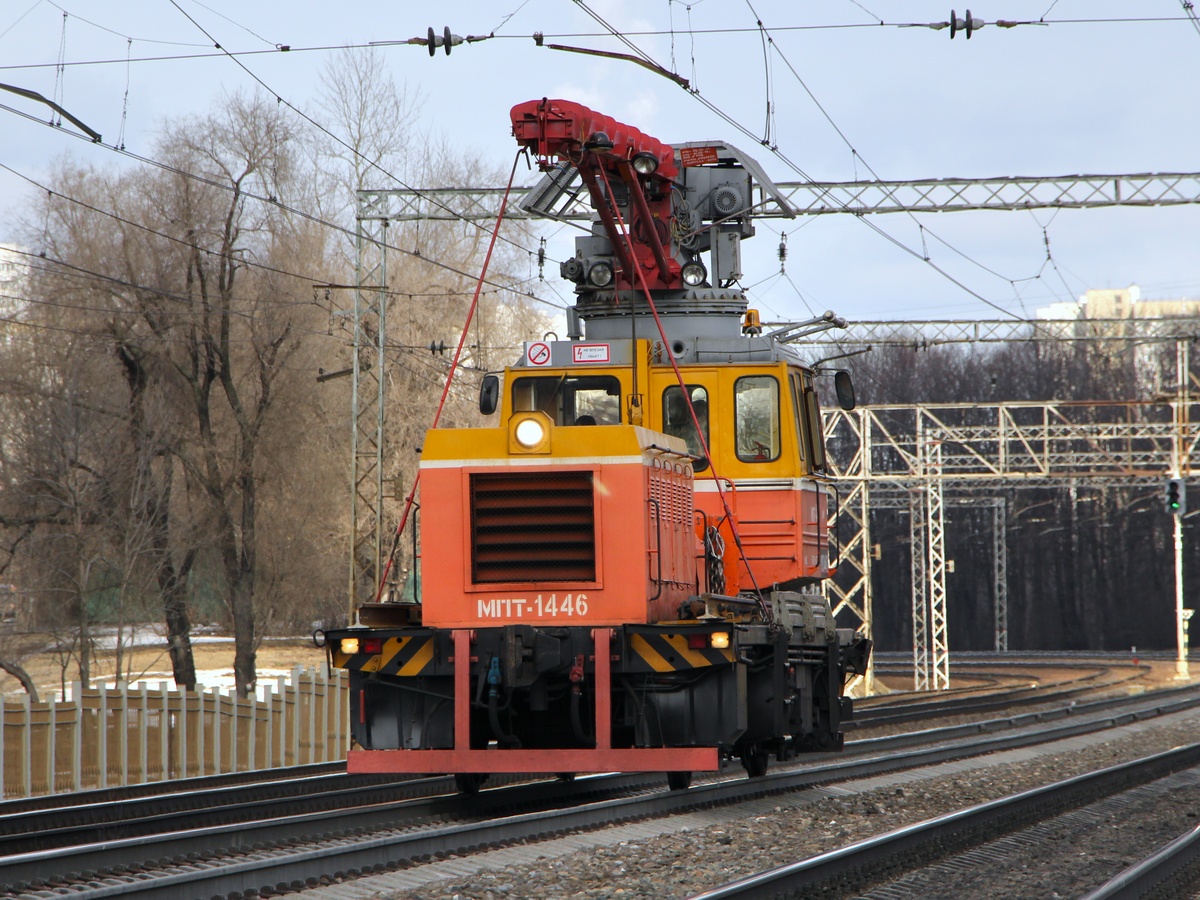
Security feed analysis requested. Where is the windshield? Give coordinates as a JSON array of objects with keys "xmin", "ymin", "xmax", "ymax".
[{"xmin": 511, "ymin": 375, "xmax": 622, "ymax": 425}]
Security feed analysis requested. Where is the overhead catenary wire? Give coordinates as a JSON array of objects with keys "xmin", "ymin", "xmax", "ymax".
[
  {"xmin": 0, "ymin": 161, "xmax": 337, "ymax": 300},
  {"xmin": 4, "ymin": 4, "xmax": 1195, "ymax": 325},
  {"xmin": 3, "ymin": 158, "xmax": 547, "ymax": 313},
  {"xmin": 0, "ymin": 260, "xmax": 343, "ymax": 350},
  {"xmin": 3, "ymin": 252, "xmax": 541, "ymax": 356},
  {"xmin": 744, "ymin": 4, "xmax": 1030, "ymax": 320},
  {"xmin": 569, "ymin": 0, "xmax": 1031, "ymax": 322},
  {"xmin": 0, "ymin": 13, "xmax": 1192, "ymax": 76},
  {"xmin": 41, "ymin": 0, "xmax": 211, "ymax": 47},
  {"xmin": 165, "ymin": 0, "xmax": 557, "ymax": 272},
  {"xmin": 2, "ymin": 6, "xmax": 572, "ymax": 313},
  {"xmin": 375, "ymin": 149, "xmax": 525, "ymax": 602},
  {"xmin": 0, "ymin": 101, "xmax": 567, "ymax": 316},
  {"xmin": 0, "ymin": 2, "xmax": 42, "ymax": 43},
  {"xmin": 1179, "ymin": 0, "xmax": 1200, "ymax": 37}
]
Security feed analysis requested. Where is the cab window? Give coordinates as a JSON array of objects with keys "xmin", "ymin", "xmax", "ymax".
[
  {"xmin": 511, "ymin": 375, "xmax": 621, "ymax": 425},
  {"xmin": 734, "ymin": 376, "xmax": 781, "ymax": 462},
  {"xmin": 662, "ymin": 384, "xmax": 710, "ymax": 471},
  {"xmin": 801, "ymin": 372, "xmax": 830, "ymax": 472},
  {"xmin": 789, "ymin": 373, "xmax": 807, "ymax": 463},
  {"xmin": 801, "ymin": 373, "xmax": 827, "ymax": 471}
]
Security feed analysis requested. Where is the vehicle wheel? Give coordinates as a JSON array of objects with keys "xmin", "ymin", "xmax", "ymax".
[
  {"xmin": 454, "ymin": 772, "xmax": 489, "ymax": 794},
  {"xmin": 740, "ymin": 743, "xmax": 769, "ymax": 778},
  {"xmin": 666, "ymin": 770, "xmax": 692, "ymax": 791}
]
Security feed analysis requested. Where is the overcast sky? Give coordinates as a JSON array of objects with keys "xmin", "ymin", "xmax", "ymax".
[{"xmin": 1, "ymin": 1, "xmax": 1197, "ymax": 323}]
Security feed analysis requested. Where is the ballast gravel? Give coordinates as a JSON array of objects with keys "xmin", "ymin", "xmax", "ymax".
[{"xmin": 294, "ymin": 707, "xmax": 1200, "ymax": 900}]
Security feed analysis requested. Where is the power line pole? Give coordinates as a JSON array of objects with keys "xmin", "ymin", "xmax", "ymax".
[
  {"xmin": 992, "ymin": 499, "xmax": 1008, "ymax": 653},
  {"xmin": 826, "ymin": 394, "xmax": 1200, "ymax": 691},
  {"xmin": 350, "ymin": 191, "xmax": 391, "ymax": 611},
  {"xmin": 1172, "ymin": 339, "xmax": 1192, "ymax": 679}
]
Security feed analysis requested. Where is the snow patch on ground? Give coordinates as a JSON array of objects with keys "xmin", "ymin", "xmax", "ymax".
[
  {"xmin": 25, "ymin": 625, "xmax": 326, "ymax": 702},
  {"xmin": 102, "ymin": 668, "xmax": 303, "ymax": 700}
]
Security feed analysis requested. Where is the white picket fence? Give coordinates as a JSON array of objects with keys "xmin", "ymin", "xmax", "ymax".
[{"xmin": 0, "ymin": 665, "xmax": 348, "ymax": 798}]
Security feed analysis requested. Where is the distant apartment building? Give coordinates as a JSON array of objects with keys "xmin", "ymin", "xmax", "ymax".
[
  {"xmin": 1037, "ymin": 284, "xmax": 1200, "ymax": 322},
  {"xmin": 1036, "ymin": 284, "xmax": 1199, "ymax": 397}
]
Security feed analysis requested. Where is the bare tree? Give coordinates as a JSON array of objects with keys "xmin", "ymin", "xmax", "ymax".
[
  {"xmin": 21, "ymin": 93, "xmax": 335, "ymax": 697},
  {"xmin": 145, "ymin": 94, "xmax": 325, "ymax": 696},
  {"xmin": 3, "ymin": 58, "xmax": 554, "ymax": 699},
  {"xmin": 305, "ymin": 52, "xmax": 554, "ymax": 597},
  {"xmin": 309, "ymin": 46, "xmax": 423, "ymax": 236}
]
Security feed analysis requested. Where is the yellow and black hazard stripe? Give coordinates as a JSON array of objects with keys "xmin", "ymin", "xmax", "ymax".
[
  {"xmin": 625, "ymin": 631, "xmax": 735, "ymax": 673},
  {"xmin": 332, "ymin": 635, "xmax": 435, "ymax": 676}
]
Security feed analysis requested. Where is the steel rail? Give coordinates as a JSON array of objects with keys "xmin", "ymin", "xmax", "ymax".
[
  {"xmin": 0, "ymin": 761, "xmax": 347, "ymax": 816},
  {"xmin": 851, "ymin": 662, "xmax": 1159, "ymax": 728},
  {"xmin": 0, "ymin": 660, "xmax": 1128, "ymax": 847},
  {"xmin": 6, "ymin": 686, "xmax": 1200, "ymax": 897},
  {"xmin": 0, "ymin": 662, "xmax": 1147, "ymax": 840},
  {"xmin": 0, "ymin": 661, "xmax": 1158, "ymax": 840},
  {"xmin": 0, "ymin": 762, "xmax": 646, "ymax": 856},
  {"xmin": 1082, "ymin": 823, "xmax": 1200, "ymax": 899},
  {"xmin": 686, "ymin": 742, "xmax": 1200, "ymax": 900}
]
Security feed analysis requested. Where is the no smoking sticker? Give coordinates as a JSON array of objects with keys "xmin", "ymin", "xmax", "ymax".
[{"xmin": 526, "ymin": 341, "xmax": 552, "ymax": 366}]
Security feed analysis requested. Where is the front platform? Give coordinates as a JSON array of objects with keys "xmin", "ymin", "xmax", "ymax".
[{"xmin": 347, "ymin": 746, "xmax": 720, "ymax": 774}]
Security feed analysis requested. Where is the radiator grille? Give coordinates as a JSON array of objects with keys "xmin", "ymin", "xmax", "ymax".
[{"xmin": 470, "ymin": 471, "xmax": 596, "ymax": 583}]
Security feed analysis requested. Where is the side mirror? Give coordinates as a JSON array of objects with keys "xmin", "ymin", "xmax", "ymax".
[
  {"xmin": 479, "ymin": 374, "xmax": 499, "ymax": 415},
  {"xmin": 834, "ymin": 370, "xmax": 856, "ymax": 411}
]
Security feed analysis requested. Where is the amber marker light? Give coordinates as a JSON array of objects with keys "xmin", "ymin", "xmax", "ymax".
[
  {"xmin": 710, "ymin": 632, "xmax": 731, "ymax": 650},
  {"xmin": 340, "ymin": 637, "xmax": 360, "ymax": 655}
]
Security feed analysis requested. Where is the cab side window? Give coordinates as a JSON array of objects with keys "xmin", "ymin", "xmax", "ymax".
[
  {"xmin": 789, "ymin": 373, "xmax": 807, "ymax": 464},
  {"xmin": 734, "ymin": 376, "xmax": 781, "ymax": 462},
  {"xmin": 801, "ymin": 374, "xmax": 827, "ymax": 471},
  {"xmin": 662, "ymin": 384, "xmax": 710, "ymax": 471}
]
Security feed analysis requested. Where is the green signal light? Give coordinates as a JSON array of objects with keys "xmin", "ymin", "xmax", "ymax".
[{"xmin": 1166, "ymin": 478, "xmax": 1187, "ymax": 515}]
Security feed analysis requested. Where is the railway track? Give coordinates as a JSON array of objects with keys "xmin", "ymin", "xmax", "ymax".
[
  {"xmin": 687, "ymin": 743, "xmax": 1200, "ymax": 899},
  {"xmin": 0, "ymin": 662, "xmax": 1177, "ymax": 855},
  {"xmin": 0, "ymin": 658, "xmax": 1101, "ymax": 843},
  {"xmin": 1083, "ymin": 824, "xmax": 1200, "ymax": 899},
  {"xmin": 3, "ymin": 676, "xmax": 1199, "ymax": 899},
  {"xmin": 856, "ymin": 658, "xmax": 1148, "ymax": 729}
]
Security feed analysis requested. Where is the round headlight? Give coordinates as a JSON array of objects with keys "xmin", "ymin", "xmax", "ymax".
[
  {"xmin": 631, "ymin": 151, "xmax": 659, "ymax": 176},
  {"xmin": 681, "ymin": 262, "xmax": 707, "ymax": 287},
  {"xmin": 514, "ymin": 418, "xmax": 546, "ymax": 448},
  {"xmin": 587, "ymin": 260, "xmax": 614, "ymax": 287}
]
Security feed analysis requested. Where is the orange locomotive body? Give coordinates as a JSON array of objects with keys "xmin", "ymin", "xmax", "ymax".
[
  {"xmin": 325, "ymin": 99, "xmax": 870, "ymax": 792},
  {"xmin": 418, "ymin": 423, "xmax": 698, "ymax": 629}
]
